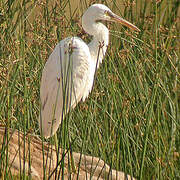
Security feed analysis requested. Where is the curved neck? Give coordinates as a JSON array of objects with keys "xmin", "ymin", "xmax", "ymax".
[{"xmin": 82, "ymin": 19, "xmax": 109, "ymax": 67}]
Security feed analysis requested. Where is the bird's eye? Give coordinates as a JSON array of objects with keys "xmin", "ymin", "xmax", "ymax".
[{"xmin": 104, "ymin": 10, "xmax": 112, "ymax": 18}]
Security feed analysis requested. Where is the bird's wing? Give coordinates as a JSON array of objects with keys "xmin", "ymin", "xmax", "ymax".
[{"xmin": 39, "ymin": 37, "xmax": 94, "ymax": 138}]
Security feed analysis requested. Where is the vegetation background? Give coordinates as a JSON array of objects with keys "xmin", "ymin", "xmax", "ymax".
[{"xmin": 0, "ymin": 0, "xmax": 179, "ymax": 179}]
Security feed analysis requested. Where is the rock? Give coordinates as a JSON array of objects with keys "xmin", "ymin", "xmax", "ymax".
[{"xmin": 0, "ymin": 126, "xmax": 136, "ymax": 179}]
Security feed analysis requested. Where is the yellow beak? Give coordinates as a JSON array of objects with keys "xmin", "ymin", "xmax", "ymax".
[{"xmin": 108, "ymin": 11, "xmax": 140, "ymax": 32}]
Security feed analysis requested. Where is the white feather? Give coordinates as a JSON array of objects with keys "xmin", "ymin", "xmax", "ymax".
[{"xmin": 39, "ymin": 37, "xmax": 95, "ymax": 138}]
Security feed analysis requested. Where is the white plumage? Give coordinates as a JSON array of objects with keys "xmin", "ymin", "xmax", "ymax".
[{"xmin": 39, "ymin": 4, "xmax": 140, "ymax": 138}]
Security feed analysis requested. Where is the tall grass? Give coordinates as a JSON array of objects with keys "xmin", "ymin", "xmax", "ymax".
[{"xmin": 0, "ymin": 0, "xmax": 179, "ymax": 179}]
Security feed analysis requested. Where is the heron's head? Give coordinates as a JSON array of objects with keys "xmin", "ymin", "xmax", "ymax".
[{"xmin": 82, "ymin": 4, "xmax": 140, "ymax": 32}]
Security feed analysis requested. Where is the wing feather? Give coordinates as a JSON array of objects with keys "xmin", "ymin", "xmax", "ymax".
[{"xmin": 39, "ymin": 37, "xmax": 95, "ymax": 138}]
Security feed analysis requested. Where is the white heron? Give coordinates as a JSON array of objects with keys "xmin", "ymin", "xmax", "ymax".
[{"xmin": 39, "ymin": 4, "xmax": 140, "ymax": 138}]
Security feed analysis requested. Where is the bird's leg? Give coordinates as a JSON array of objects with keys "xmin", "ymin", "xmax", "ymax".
[
  {"xmin": 54, "ymin": 133, "xmax": 60, "ymax": 168},
  {"xmin": 62, "ymin": 104, "xmax": 76, "ymax": 174},
  {"xmin": 69, "ymin": 143, "xmax": 76, "ymax": 173},
  {"xmin": 54, "ymin": 133, "xmax": 58, "ymax": 153}
]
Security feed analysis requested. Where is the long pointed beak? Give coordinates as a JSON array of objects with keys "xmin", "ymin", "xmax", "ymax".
[{"xmin": 108, "ymin": 11, "xmax": 140, "ymax": 32}]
